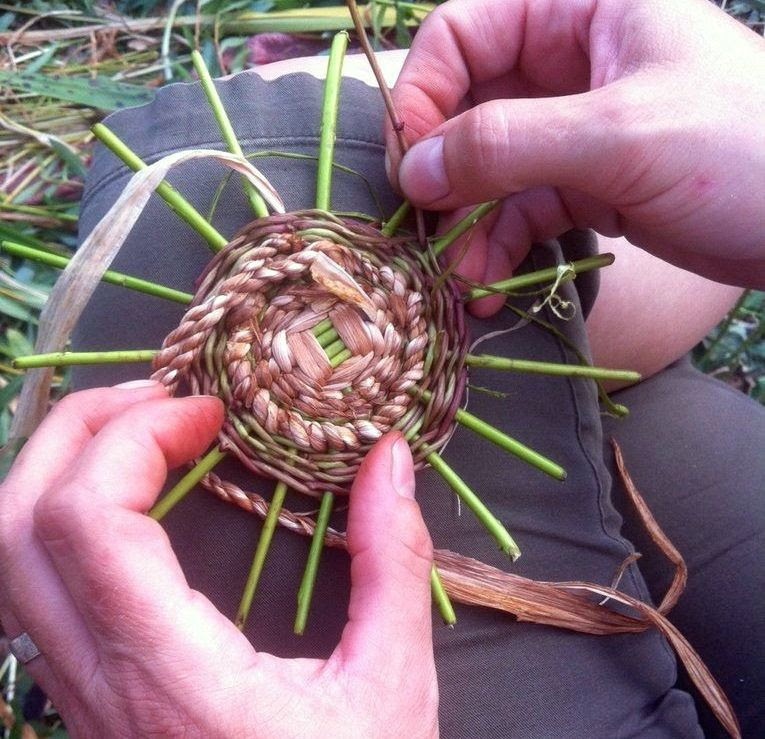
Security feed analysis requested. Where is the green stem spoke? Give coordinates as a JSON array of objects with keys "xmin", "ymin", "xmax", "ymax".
[
  {"xmin": 149, "ymin": 446, "xmax": 227, "ymax": 521},
  {"xmin": 412, "ymin": 387, "xmax": 565, "ymax": 480},
  {"xmin": 382, "ymin": 201, "xmax": 410, "ymax": 237},
  {"xmin": 92, "ymin": 123, "xmax": 229, "ymax": 253},
  {"xmin": 312, "ymin": 318, "xmax": 333, "ymax": 336},
  {"xmin": 315, "ymin": 326, "xmax": 340, "ymax": 348},
  {"xmin": 425, "ymin": 448, "xmax": 521, "ymax": 560},
  {"xmin": 431, "ymin": 201, "xmax": 499, "ymax": 257},
  {"xmin": 294, "ymin": 491, "xmax": 334, "ymax": 635},
  {"xmin": 14, "ymin": 349, "xmax": 158, "ymax": 369},
  {"xmin": 236, "ymin": 481, "xmax": 288, "ymax": 631},
  {"xmin": 2, "ymin": 241, "xmax": 193, "ymax": 304},
  {"xmin": 329, "ymin": 348, "xmax": 351, "ymax": 368},
  {"xmin": 468, "ymin": 253, "xmax": 615, "ymax": 300},
  {"xmin": 315, "ymin": 31, "xmax": 349, "ymax": 211},
  {"xmin": 504, "ymin": 302, "xmax": 630, "ymax": 418},
  {"xmin": 465, "ymin": 354, "xmax": 641, "ymax": 383},
  {"xmin": 431, "ymin": 565, "xmax": 457, "ymax": 626},
  {"xmin": 324, "ymin": 337, "xmax": 346, "ymax": 359},
  {"xmin": 191, "ymin": 50, "xmax": 269, "ymax": 219}
]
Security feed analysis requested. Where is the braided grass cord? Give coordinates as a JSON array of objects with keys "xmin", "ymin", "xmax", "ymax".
[{"xmin": 152, "ymin": 210, "xmax": 468, "ymax": 499}]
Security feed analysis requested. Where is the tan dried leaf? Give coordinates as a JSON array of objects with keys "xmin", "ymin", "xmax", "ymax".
[{"xmin": 309, "ymin": 252, "xmax": 376, "ymax": 320}]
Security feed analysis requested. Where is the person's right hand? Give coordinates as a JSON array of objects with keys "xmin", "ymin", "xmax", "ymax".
[{"xmin": 386, "ymin": 0, "xmax": 765, "ymax": 300}]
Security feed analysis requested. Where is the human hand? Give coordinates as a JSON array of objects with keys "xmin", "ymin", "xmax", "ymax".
[
  {"xmin": 387, "ymin": 0, "xmax": 765, "ymax": 301},
  {"xmin": 0, "ymin": 383, "xmax": 438, "ymax": 738}
]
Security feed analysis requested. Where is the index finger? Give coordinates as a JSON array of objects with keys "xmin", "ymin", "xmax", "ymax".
[{"xmin": 3, "ymin": 382, "xmax": 167, "ymax": 492}]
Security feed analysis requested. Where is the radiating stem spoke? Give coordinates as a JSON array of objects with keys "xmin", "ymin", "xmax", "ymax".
[
  {"xmin": 2, "ymin": 241, "xmax": 193, "ymax": 304},
  {"xmin": 191, "ymin": 50, "xmax": 269, "ymax": 219},
  {"xmin": 294, "ymin": 491, "xmax": 334, "ymax": 635},
  {"xmin": 431, "ymin": 201, "xmax": 499, "ymax": 257},
  {"xmin": 149, "ymin": 446, "xmax": 227, "ymax": 521},
  {"xmin": 382, "ymin": 201, "xmax": 410, "ymax": 237},
  {"xmin": 466, "ymin": 354, "xmax": 641, "ymax": 383},
  {"xmin": 315, "ymin": 326, "xmax": 340, "ymax": 348},
  {"xmin": 411, "ymin": 387, "xmax": 566, "ymax": 480},
  {"xmin": 14, "ymin": 350, "xmax": 158, "ymax": 369},
  {"xmin": 329, "ymin": 348, "xmax": 351, "ymax": 368},
  {"xmin": 236, "ymin": 481, "xmax": 289, "ymax": 630},
  {"xmin": 424, "ymin": 446, "xmax": 521, "ymax": 560},
  {"xmin": 312, "ymin": 318, "xmax": 333, "ymax": 336},
  {"xmin": 315, "ymin": 32, "xmax": 349, "ymax": 211},
  {"xmin": 92, "ymin": 123, "xmax": 229, "ymax": 253},
  {"xmin": 431, "ymin": 565, "xmax": 456, "ymax": 626},
  {"xmin": 324, "ymin": 337, "xmax": 346, "ymax": 359},
  {"xmin": 468, "ymin": 254, "xmax": 614, "ymax": 300}
]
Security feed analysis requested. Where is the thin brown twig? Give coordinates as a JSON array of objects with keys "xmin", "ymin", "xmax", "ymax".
[{"xmin": 345, "ymin": 0, "xmax": 426, "ymax": 246}]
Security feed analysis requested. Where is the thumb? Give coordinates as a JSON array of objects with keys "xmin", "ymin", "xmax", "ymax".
[
  {"xmin": 397, "ymin": 85, "xmax": 645, "ymax": 210},
  {"xmin": 335, "ymin": 432, "xmax": 435, "ymax": 677}
]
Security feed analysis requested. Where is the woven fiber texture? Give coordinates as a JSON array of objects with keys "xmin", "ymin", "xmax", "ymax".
[{"xmin": 152, "ymin": 210, "xmax": 469, "ymax": 498}]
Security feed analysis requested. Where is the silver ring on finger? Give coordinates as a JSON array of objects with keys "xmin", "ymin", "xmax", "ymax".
[{"xmin": 9, "ymin": 632, "xmax": 42, "ymax": 665}]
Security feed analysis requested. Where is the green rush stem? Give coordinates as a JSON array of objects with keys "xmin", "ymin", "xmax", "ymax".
[
  {"xmin": 412, "ymin": 387, "xmax": 566, "ymax": 480},
  {"xmin": 235, "ymin": 481, "xmax": 288, "ymax": 630},
  {"xmin": 465, "ymin": 354, "xmax": 642, "ymax": 383},
  {"xmin": 468, "ymin": 253, "xmax": 614, "ymax": 300},
  {"xmin": 92, "ymin": 123, "xmax": 229, "ymax": 253},
  {"xmin": 312, "ymin": 318, "xmax": 333, "ymax": 336},
  {"xmin": 324, "ymin": 338, "xmax": 346, "ymax": 358},
  {"xmin": 191, "ymin": 50, "xmax": 269, "ymax": 219},
  {"xmin": 431, "ymin": 201, "xmax": 499, "ymax": 257},
  {"xmin": 329, "ymin": 348, "xmax": 351, "ymax": 368},
  {"xmin": 0, "ymin": 202, "xmax": 78, "ymax": 222},
  {"xmin": 14, "ymin": 350, "xmax": 158, "ymax": 369},
  {"xmin": 382, "ymin": 201, "xmax": 410, "ymax": 237},
  {"xmin": 294, "ymin": 491, "xmax": 334, "ymax": 635},
  {"xmin": 149, "ymin": 446, "xmax": 227, "ymax": 521},
  {"xmin": 315, "ymin": 31, "xmax": 349, "ymax": 211},
  {"xmin": 431, "ymin": 566, "xmax": 457, "ymax": 626},
  {"xmin": 316, "ymin": 326, "xmax": 340, "ymax": 348},
  {"xmin": 1, "ymin": 241, "xmax": 194, "ymax": 304},
  {"xmin": 504, "ymin": 302, "xmax": 629, "ymax": 418},
  {"xmin": 424, "ymin": 447, "xmax": 521, "ymax": 560}
]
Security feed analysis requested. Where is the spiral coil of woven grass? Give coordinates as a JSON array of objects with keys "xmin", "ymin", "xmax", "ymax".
[{"xmin": 152, "ymin": 210, "xmax": 468, "ymax": 499}]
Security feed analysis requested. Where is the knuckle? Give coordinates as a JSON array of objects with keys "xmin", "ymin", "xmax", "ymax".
[
  {"xmin": 32, "ymin": 477, "xmax": 92, "ymax": 543},
  {"xmin": 459, "ymin": 103, "xmax": 511, "ymax": 187}
]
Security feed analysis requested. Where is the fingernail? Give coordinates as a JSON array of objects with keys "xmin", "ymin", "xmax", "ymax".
[
  {"xmin": 399, "ymin": 136, "xmax": 449, "ymax": 203},
  {"xmin": 390, "ymin": 435, "xmax": 415, "ymax": 499},
  {"xmin": 114, "ymin": 379, "xmax": 161, "ymax": 390},
  {"xmin": 384, "ymin": 150, "xmax": 392, "ymax": 182}
]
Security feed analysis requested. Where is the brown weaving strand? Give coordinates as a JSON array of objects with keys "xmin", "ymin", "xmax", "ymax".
[{"xmin": 152, "ymin": 210, "xmax": 468, "ymax": 497}]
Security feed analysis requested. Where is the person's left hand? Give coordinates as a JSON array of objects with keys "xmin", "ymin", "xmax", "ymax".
[{"xmin": 0, "ymin": 381, "xmax": 438, "ymax": 738}]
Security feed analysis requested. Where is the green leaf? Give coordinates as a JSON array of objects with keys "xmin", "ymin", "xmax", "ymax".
[
  {"xmin": 0, "ymin": 293, "xmax": 37, "ymax": 323},
  {"xmin": 0, "ymin": 70, "xmax": 155, "ymax": 111},
  {"xmin": 49, "ymin": 138, "xmax": 88, "ymax": 177},
  {"xmin": 1, "ymin": 327, "xmax": 36, "ymax": 359},
  {"xmin": 0, "ymin": 374, "xmax": 24, "ymax": 412}
]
